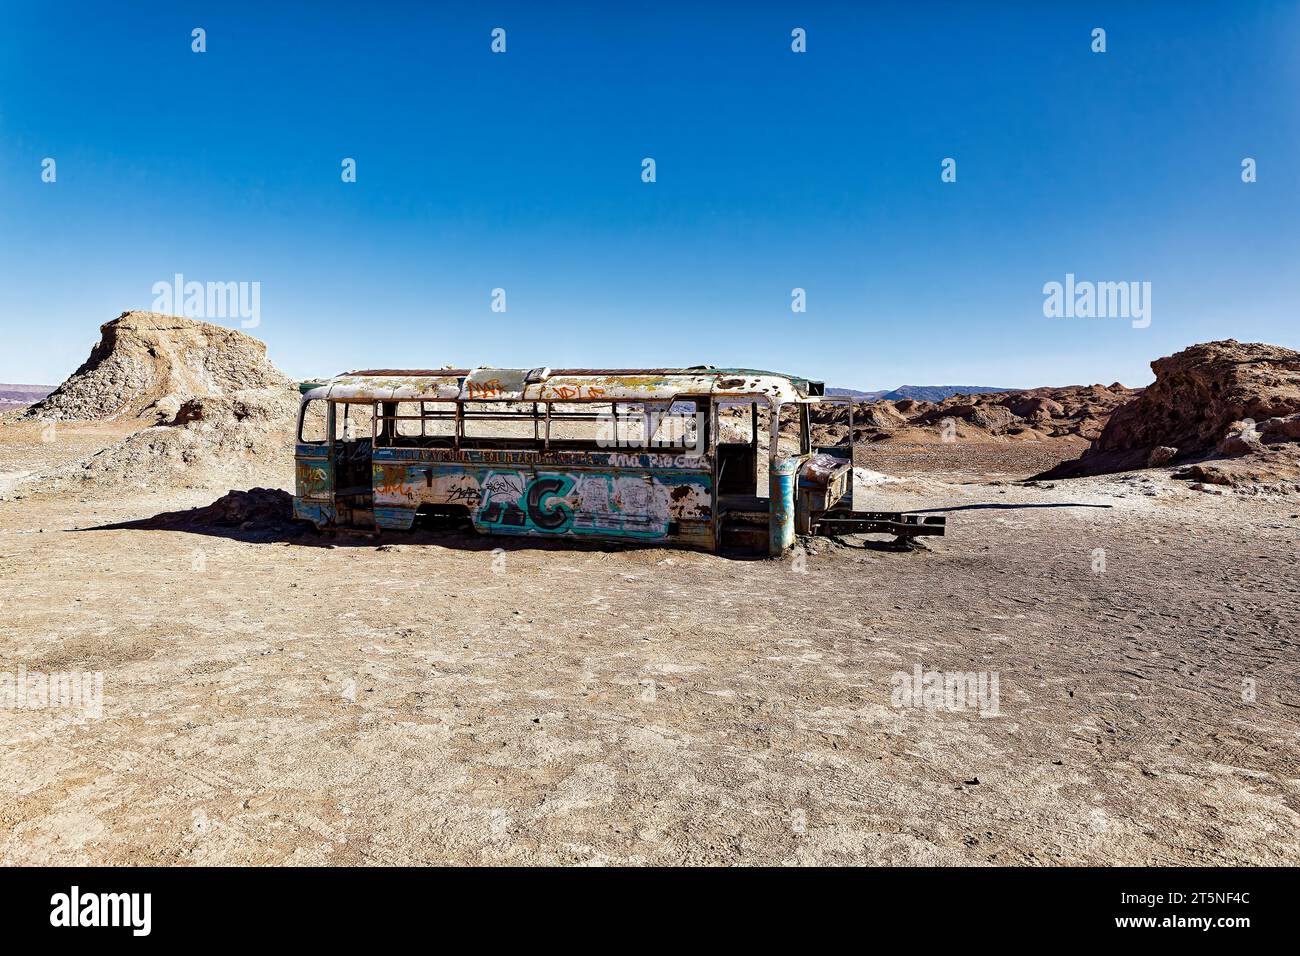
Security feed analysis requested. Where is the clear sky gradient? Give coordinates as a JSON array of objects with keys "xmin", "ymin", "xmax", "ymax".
[{"xmin": 2, "ymin": 1, "xmax": 1297, "ymax": 389}]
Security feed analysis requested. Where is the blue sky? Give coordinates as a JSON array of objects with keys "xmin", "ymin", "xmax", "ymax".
[{"xmin": 2, "ymin": 1, "xmax": 1297, "ymax": 389}]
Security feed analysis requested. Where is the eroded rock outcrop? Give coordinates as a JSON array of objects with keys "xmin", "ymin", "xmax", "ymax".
[
  {"xmin": 1041, "ymin": 340, "xmax": 1300, "ymax": 485},
  {"xmin": 10, "ymin": 312, "xmax": 300, "ymax": 495},
  {"xmin": 25, "ymin": 311, "xmax": 292, "ymax": 422},
  {"xmin": 801, "ymin": 383, "xmax": 1138, "ymax": 447}
]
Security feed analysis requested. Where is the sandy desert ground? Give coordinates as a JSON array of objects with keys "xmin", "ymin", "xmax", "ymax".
[{"xmin": 3, "ymin": 421, "xmax": 1297, "ymax": 866}]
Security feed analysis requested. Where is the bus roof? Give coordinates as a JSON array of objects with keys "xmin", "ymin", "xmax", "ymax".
[{"xmin": 301, "ymin": 367, "xmax": 824, "ymax": 403}]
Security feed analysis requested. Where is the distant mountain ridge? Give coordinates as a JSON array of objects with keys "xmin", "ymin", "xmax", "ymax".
[
  {"xmin": 0, "ymin": 384, "xmax": 54, "ymax": 411},
  {"xmin": 827, "ymin": 385, "xmax": 1018, "ymax": 402},
  {"xmin": 825, "ymin": 387, "xmax": 889, "ymax": 400}
]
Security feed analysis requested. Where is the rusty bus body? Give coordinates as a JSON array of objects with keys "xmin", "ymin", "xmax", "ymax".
[{"xmin": 292, "ymin": 367, "xmax": 944, "ymax": 554}]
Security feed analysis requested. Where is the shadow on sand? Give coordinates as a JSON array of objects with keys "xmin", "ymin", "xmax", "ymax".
[
  {"xmin": 77, "ymin": 507, "xmax": 701, "ymax": 556},
  {"xmin": 75, "ymin": 489, "xmax": 948, "ymax": 558},
  {"xmin": 74, "ymin": 490, "xmax": 748, "ymax": 558},
  {"xmin": 906, "ymin": 501, "xmax": 1113, "ymax": 514}
]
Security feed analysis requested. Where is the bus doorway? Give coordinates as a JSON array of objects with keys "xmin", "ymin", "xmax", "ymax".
[
  {"xmin": 713, "ymin": 399, "xmax": 768, "ymax": 552},
  {"xmin": 332, "ymin": 401, "xmax": 375, "ymax": 528}
]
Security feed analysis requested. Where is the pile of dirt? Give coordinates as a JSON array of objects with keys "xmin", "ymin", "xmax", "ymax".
[
  {"xmin": 199, "ymin": 487, "xmax": 295, "ymax": 526},
  {"xmin": 25, "ymin": 311, "xmax": 292, "ymax": 422},
  {"xmin": 801, "ymin": 384, "xmax": 1137, "ymax": 447},
  {"xmin": 128, "ymin": 486, "xmax": 296, "ymax": 528},
  {"xmin": 89, "ymin": 488, "xmax": 311, "ymax": 541},
  {"xmin": 36, "ymin": 387, "xmax": 300, "ymax": 493},
  {"xmin": 1041, "ymin": 340, "xmax": 1300, "ymax": 488}
]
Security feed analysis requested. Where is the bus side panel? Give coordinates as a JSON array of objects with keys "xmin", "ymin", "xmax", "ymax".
[
  {"xmin": 293, "ymin": 442, "xmax": 335, "ymax": 528},
  {"xmin": 473, "ymin": 469, "xmax": 710, "ymax": 543},
  {"xmin": 373, "ymin": 459, "xmax": 480, "ymax": 531},
  {"xmin": 294, "ymin": 498, "xmax": 336, "ymax": 527},
  {"xmin": 370, "ymin": 450, "xmax": 713, "ymax": 547}
]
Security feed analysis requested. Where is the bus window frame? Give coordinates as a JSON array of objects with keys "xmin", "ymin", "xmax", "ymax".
[
  {"xmin": 370, "ymin": 396, "xmax": 712, "ymax": 455},
  {"xmin": 299, "ymin": 398, "xmax": 330, "ymax": 445}
]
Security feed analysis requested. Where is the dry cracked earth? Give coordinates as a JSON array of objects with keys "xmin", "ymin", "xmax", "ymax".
[{"xmin": 2, "ymin": 425, "xmax": 1298, "ymax": 865}]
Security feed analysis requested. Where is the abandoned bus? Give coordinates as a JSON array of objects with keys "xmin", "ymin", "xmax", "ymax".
[{"xmin": 292, "ymin": 367, "xmax": 944, "ymax": 554}]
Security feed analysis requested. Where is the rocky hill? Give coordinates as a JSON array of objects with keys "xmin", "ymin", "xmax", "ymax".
[
  {"xmin": 11, "ymin": 312, "xmax": 299, "ymax": 495},
  {"xmin": 25, "ymin": 311, "xmax": 292, "ymax": 422},
  {"xmin": 805, "ymin": 383, "xmax": 1138, "ymax": 447},
  {"xmin": 1040, "ymin": 340, "xmax": 1300, "ymax": 487}
]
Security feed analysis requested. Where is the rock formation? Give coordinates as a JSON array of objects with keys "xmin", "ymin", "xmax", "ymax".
[
  {"xmin": 1041, "ymin": 340, "xmax": 1300, "ymax": 486},
  {"xmin": 25, "ymin": 311, "xmax": 292, "ymax": 422}
]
